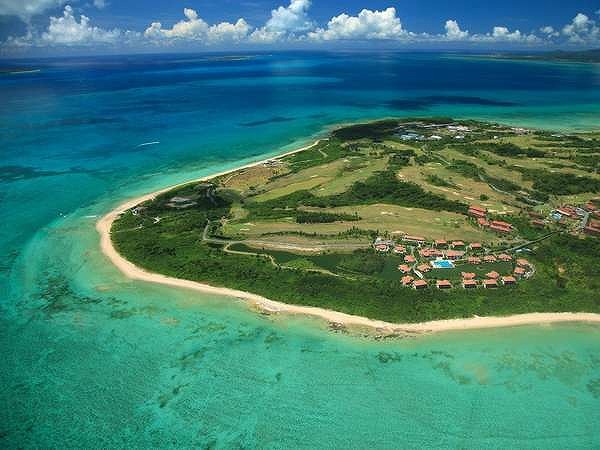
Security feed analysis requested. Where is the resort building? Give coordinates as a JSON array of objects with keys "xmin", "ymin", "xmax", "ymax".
[
  {"xmin": 419, "ymin": 248, "xmax": 434, "ymax": 258},
  {"xmin": 375, "ymin": 244, "xmax": 390, "ymax": 252},
  {"xmin": 467, "ymin": 206, "xmax": 487, "ymax": 219},
  {"xmin": 463, "ymin": 279, "xmax": 478, "ymax": 289},
  {"xmin": 401, "ymin": 275, "xmax": 415, "ymax": 286},
  {"xmin": 490, "ymin": 220, "xmax": 513, "ymax": 230},
  {"xmin": 450, "ymin": 241, "xmax": 465, "ymax": 249},
  {"xmin": 404, "ymin": 255, "xmax": 416, "ymax": 263},
  {"xmin": 446, "ymin": 250, "xmax": 465, "ymax": 260},
  {"xmin": 467, "ymin": 256, "xmax": 482, "ymax": 264},
  {"xmin": 483, "ymin": 279, "xmax": 499, "ymax": 289},
  {"xmin": 469, "ymin": 243, "xmax": 482, "ymax": 251},
  {"xmin": 516, "ymin": 258, "xmax": 531, "ymax": 267},
  {"xmin": 514, "ymin": 267, "xmax": 526, "ymax": 277},
  {"xmin": 393, "ymin": 245, "xmax": 406, "ymax": 254},
  {"xmin": 397, "ymin": 264, "xmax": 411, "ymax": 273},
  {"xmin": 483, "ymin": 255, "xmax": 497, "ymax": 263},
  {"xmin": 477, "ymin": 218, "xmax": 490, "ymax": 228},
  {"xmin": 374, "ymin": 237, "xmax": 395, "ymax": 246},
  {"xmin": 584, "ymin": 225, "xmax": 600, "ymax": 236},
  {"xmin": 489, "ymin": 223, "xmax": 512, "ymax": 234},
  {"xmin": 436, "ymin": 280, "xmax": 452, "ymax": 290},
  {"xmin": 434, "ymin": 239, "xmax": 448, "ymax": 248},
  {"xmin": 417, "ymin": 264, "xmax": 431, "ymax": 273},
  {"xmin": 485, "ymin": 271, "xmax": 500, "ymax": 279},
  {"xmin": 413, "ymin": 280, "xmax": 428, "ymax": 290},
  {"xmin": 498, "ymin": 254, "xmax": 512, "ymax": 262},
  {"xmin": 403, "ymin": 235, "xmax": 427, "ymax": 246},
  {"xmin": 461, "ymin": 272, "xmax": 476, "ymax": 280},
  {"xmin": 502, "ymin": 276, "xmax": 517, "ymax": 285},
  {"xmin": 556, "ymin": 206, "xmax": 578, "ymax": 219}
]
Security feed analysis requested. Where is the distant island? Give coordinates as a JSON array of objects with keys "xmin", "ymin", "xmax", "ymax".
[
  {"xmin": 102, "ymin": 118, "xmax": 600, "ymax": 332},
  {"xmin": 480, "ymin": 48, "xmax": 600, "ymax": 63}
]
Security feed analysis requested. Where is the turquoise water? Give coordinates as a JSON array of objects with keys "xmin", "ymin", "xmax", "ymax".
[{"xmin": 1, "ymin": 52, "xmax": 599, "ymax": 448}]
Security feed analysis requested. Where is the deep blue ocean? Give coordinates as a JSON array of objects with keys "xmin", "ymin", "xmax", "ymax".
[{"xmin": 1, "ymin": 52, "xmax": 599, "ymax": 448}]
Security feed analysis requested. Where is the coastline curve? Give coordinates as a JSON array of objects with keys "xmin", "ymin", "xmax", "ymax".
[{"xmin": 97, "ymin": 140, "xmax": 600, "ymax": 335}]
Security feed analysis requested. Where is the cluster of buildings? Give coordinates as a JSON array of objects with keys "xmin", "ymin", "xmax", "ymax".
[
  {"xmin": 397, "ymin": 257, "xmax": 532, "ymax": 290},
  {"xmin": 373, "ymin": 236, "xmax": 481, "ymax": 258},
  {"xmin": 396, "ymin": 122, "xmax": 474, "ymax": 142},
  {"xmin": 468, "ymin": 205, "xmax": 514, "ymax": 234},
  {"xmin": 373, "ymin": 235, "xmax": 532, "ymax": 290},
  {"xmin": 550, "ymin": 199, "xmax": 600, "ymax": 236}
]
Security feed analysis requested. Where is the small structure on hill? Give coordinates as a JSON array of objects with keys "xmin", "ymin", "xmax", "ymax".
[
  {"xmin": 403, "ymin": 235, "xmax": 426, "ymax": 246},
  {"xmin": 417, "ymin": 264, "xmax": 431, "ymax": 273},
  {"xmin": 502, "ymin": 276, "xmax": 517, "ymax": 286},
  {"xmin": 401, "ymin": 275, "xmax": 414, "ymax": 286},
  {"xmin": 393, "ymin": 245, "xmax": 406, "ymax": 254},
  {"xmin": 446, "ymin": 250, "xmax": 465, "ymax": 260},
  {"xmin": 398, "ymin": 264, "xmax": 411, "ymax": 273},
  {"xmin": 413, "ymin": 280, "xmax": 428, "ymax": 290},
  {"xmin": 483, "ymin": 279, "xmax": 499, "ymax": 289},
  {"xmin": 436, "ymin": 280, "xmax": 452, "ymax": 290},
  {"xmin": 463, "ymin": 279, "xmax": 478, "ymax": 289}
]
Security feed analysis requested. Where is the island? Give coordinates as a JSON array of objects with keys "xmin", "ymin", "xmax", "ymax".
[
  {"xmin": 101, "ymin": 118, "xmax": 600, "ymax": 332},
  {"xmin": 476, "ymin": 48, "xmax": 600, "ymax": 64}
]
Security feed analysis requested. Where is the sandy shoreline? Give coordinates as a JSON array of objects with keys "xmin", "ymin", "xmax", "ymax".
[{"xmin": 97, "ymin": 139, "xmax": 600, "ymax": 335}]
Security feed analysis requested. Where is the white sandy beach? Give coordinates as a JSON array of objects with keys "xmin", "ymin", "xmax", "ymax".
[{"xmin": 97, "ymin": 140, "xmax": 600, "ymax": 335}]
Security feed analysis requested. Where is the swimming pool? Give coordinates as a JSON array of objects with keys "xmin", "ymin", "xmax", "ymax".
[{"xmin": 431, "ymin": 260, "xmax": 455, "ymax": 269}]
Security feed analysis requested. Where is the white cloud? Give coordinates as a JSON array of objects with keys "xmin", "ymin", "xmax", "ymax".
[
  {"xmin": 308, "ymin": 7, "xmax": 411, "ymax": 41},
  {"xmin": 562, "ymin": 13, "xmax": 599, "ymax": 44},
  {"xmin": 144, "ymin": 8, "xmax": 250, "ymax": 43},
  {"xmin": 540, "ymin": 25, "xmax": 559, "ymax": 37},
  {"xmin": 41, "ymin": 5, "xmax": 121, "ymax": 45},
  {"xmin": 465, "ymin": 25, "xmax": 540, "ymax": 44},
  {"xmin": 265, "ymin": 0, "xmax": 312, "ymax": 33},
  {"xmin": 93, "ymin": 0, "xmax": 106, "ymax": 10},
  {"xmin": 0, "ymin": 0, "xmax": 67, "ymax": 21},
  {"xmin": 2, "ymin": 5, "xmax": 127, "ymax": 47},
  {"xmin": 207, "ymin": 19, "xmax": 252, "ymax": 42},
  {"xmin": 249, "ymin": 0, "xmax": 313, "ymax": 43},
  {"xmin": 444, "ymin": 20, "xmax": 469, "ymax": 40}
]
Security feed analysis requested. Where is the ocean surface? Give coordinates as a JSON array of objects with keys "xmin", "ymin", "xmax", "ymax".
[{"xmin": 1, "ymin": 52, "xmax": 599, "ymax": 448}]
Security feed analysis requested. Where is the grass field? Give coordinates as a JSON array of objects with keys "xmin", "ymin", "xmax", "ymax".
[{"xmin": 223, "ymin": 202, "xmax": 504, "ymax": 242}]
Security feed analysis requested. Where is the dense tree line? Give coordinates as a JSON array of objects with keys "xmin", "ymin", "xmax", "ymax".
[
  {"xmin": 515, "ymin": 168, "xmax": 600, "ymax": 195},
  {"xmin": 296, "ymin": 211, "xmax": 360, "ymax": 223}
]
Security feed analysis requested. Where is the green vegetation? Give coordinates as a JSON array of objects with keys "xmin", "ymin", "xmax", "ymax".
[
  {"xmin": 111, "ymin": 118, "xmax": 600, "ymax": 323},
  {"xmin": 425, "ymin": 174, "xmax": 457, "ymax": 188},
  {"xmin": 515, "ymin": 168, "xmax": 600, "ymax": 195},
  {"xmin": 306, "ymin": 169, "xmax": 468, "ymax": 213},
  {"xmin": 296, "ymin": 211, "xmax": 360, "ymax": 223},
  {"xmin": 331, "ymin": 119, "xmax": 398, "ymax": 140}
]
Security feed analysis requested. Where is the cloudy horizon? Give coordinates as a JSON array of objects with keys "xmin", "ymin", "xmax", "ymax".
[{"xmin": 1, "ymin": 0, "xmax": 599, "ymax": 57}]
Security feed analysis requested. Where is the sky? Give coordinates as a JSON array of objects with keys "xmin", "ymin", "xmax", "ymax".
[{"xmin": 0, "ymin": 0, "xmax": 599, "ymax": 57}]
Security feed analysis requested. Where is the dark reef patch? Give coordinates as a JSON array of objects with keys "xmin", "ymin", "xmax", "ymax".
[
  {"xmin": 239, "ymin": 116, "xmax": 295, "ymax": 127},
  {"xmin": 386, "ymin": 95, "xmax": 518, "ymax": 110}
]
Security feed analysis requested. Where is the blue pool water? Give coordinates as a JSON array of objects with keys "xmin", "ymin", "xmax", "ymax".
[
  {"xmin": 1, "ymin": 52, "xmax": 599, "ymax": 448},
  {"xmin": 432, "ymin": 260, "xmax": 456, "ymax": 269}
]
